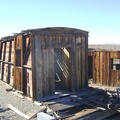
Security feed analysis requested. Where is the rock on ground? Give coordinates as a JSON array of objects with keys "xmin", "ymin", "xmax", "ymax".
[{"xmin": 0, "ymin": 81, "xmax": 43, "ymax": 120}]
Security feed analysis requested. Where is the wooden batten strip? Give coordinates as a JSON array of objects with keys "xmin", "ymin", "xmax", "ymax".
[
  {"xmin": 81, "ymin": 37, "xmax": 86, "ymax": 87},
  {"xmin": 7, "ymin": 104, "xmax": 30, "ymax": 119},
  {"xmin": 76, "ymin": 37, "xmax": 82, "ymax": 89}
]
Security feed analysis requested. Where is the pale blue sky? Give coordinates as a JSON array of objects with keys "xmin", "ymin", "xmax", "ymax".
[{"xmin": 0, "ymin": 0, "xmax": 120, "ymax": 44}]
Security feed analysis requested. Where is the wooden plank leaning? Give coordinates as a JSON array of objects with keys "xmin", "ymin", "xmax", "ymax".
[{"xmin": 7, "ymin": 104, "xmax": 46, "ymax": 119}]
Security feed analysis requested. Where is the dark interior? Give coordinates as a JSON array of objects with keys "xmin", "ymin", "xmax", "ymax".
[{"xmin": 54, "ymin": 47, "xmax": 71, "ymax": 92}]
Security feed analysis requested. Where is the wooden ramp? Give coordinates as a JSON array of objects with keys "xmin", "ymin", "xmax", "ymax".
[{"xmin": 42, "ymin": 87, "xmax": 120, "ymax": 119}]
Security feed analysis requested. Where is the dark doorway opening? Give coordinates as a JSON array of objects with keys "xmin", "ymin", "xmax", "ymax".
[
  {"xmin": 88, "ymin": 56, "xmax": 93, "ymax": 78},
  {"xmin": 54, "ymin": 47, "xmax": 71, "ymax": 92}
]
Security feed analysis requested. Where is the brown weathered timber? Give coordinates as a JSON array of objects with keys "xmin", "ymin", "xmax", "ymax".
[
  {"xmin": 0, "ymin": 27, "xmax": 88, "ymax": 100},
  {"xmin": 88, "ymin": 45, "xmax": 120, "ymax": 87}
]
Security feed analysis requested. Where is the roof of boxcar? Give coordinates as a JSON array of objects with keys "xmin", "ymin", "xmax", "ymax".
[
  {"xmin": 0, "ymin": 36, "xmax": 14, "ymax": 41},
  {"xmin": 22, "ymin": 27, "xmax": 89, "ymax": 36},
  {"xmin": 89, "ymin": 44, "xmax": 120, "ymax": 51}
]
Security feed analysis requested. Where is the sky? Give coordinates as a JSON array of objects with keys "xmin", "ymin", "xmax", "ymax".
[{"xmin": 0, "ymin": 0, "xmax": 120, "ymax": 44}]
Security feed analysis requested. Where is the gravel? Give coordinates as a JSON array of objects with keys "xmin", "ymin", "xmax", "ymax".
[{"xmin": 0, "ymin": 81, "xmax": 44, "ymax": 120}]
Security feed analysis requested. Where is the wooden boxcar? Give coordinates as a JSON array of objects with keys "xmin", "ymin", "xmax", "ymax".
[
  {"xmin": 0, "ymin": 27, "xmax": 89, "ymax": 100},
  {"xmin": 88, "ymin": 45, "xmax": 120, "ymax": 87}
]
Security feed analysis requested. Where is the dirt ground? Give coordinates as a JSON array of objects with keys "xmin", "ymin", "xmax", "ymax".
[
  {"xmin": 0, "ymin": 79, "xmax": 120, "ymax": 120},
  {"xmin": 0, "ymin": 81, "xmax": 44, "ymax": 120}
]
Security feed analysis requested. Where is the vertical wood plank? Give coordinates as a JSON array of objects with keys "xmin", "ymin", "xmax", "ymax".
[
  {"xmin": 8, "ymin": 41, "xmax": 12, "ymax": 84},
  {"xmin": 114, "ymin": 70, "xmax": 117, "ymax": 87},
  {"xmin": 21, "ymin": 35, "xmax": 24, "ymax": 92},
  {"xmin": 99, "ymin": 52, "xmax": 103, "ymax": 85},
  {"xmin": 1, "ymin": 42, "xmax": 6, "ymax": 80},
  {"xmin": 49, "ymin": 47, "xmax": 55, "ymax": 95},
  {"xmin": 76, "ymin": 37, "xmax": 82, "ymax": 89},
  {"xmin": 105, "ymin": 52, "xmax": 110, "ymax": 86},
  {"xmin": 0, "ymin": 41, "xmax": 2, "ymax": 59},
  {"xmin": 71, "ymin": 36, "xmax": 76, "ymax": 91},
  {"xmin": 95, "ymin": 52, "xmax": 100, "ymax": 84},
  {"xmin": 43, "ymin": 49, "xmax": 49, "ymax": 97},
  {"xmin": 81, "ymin": 37, "xmax": 86, "ymax": 87},
  {"xmin": 85, "ymin": 36, "xmax": 88, "ymax": 86},
  {"xmin": 34, "ymin": 35, "xmax": 43, "ymax": 99},
  {"xmin": 8, "ymin": 41, "xmax": 12, "ymax": 62},
  {"xmin": 102, "ymin": 52, "xmax": 106, "ymax": 85},
  {"xmin": 117, "ymin": 71, "xmax": 120, "ymax": 87},
  {"xmin": 62, "ymin": 47, "xmax": 70, "ymax": 89},
  {"xmin": 110, "ymin": 70, "xmax": 114, "ymax": 86},
  {"xmin": 30, "ymin": 33, "xmax": 36, "ymax": 99},
  {"xmin": 11, "ymin": 41, "xmax": 14, "ymax": 63},
  {"xmin": 92, "ymin": 52, "xmax": 95, "ymax": 83}
]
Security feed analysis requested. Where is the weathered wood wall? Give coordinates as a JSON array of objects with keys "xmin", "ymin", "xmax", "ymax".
[
  {"xmin": 31, "ymin": 33, "xmax": 88, "ymax": 100},
  {"xmin": 14, "ymin": 35, "xmax": 33, "ymax": 98},
  {"xmin": 88, "ymin": 51, "xmax": 120, "ymax": 87},
  {"xmin": 0, "ymin": 27, "xmax": 88, "ymax": 100},
  {"xmin": 0, "ymin": 39, "xmax": 14, "ymax": 85}
]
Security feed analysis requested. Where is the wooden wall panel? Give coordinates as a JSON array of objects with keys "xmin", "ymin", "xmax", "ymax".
[
  {"xmin": 26, "ymin": 52, "xmax": 32, "ymax": 67},
  {"xmin": 9, "ymin": 65, "xmax": 14, "ymax": 86},
  {"xmin": 81, "ymin": 37, "xmax": 86, "ymax": 87},
  {"xmin": 89, "ymin": 51, "xmax": 120, "ymax": 87},
  {"xmin": 105, "ymin": 52, "xmax": 110, "ymax": 85},
  {"xmin": 14, "ymin": 35, "xmax": 23, "ymax": 91},
  {"xmin": 32, "ymin": 35, "xmax": 43, "ymax": 99},
  {"xmin": 5, "ymin": 42, "xmax": 9, "ymax": 62},
  {"xmin": 48, "ymin": 48, "xmax": 55, "ymax": 95},
  {"xmin": 99, "ymin": 52, "xmax": 102, "ymax": 85},
  {"xmin": 0, "ymin": 62, "xmax": 2, "ymax": 79},
  {"xmin": 0, "ymin": 41, "xmax": 2, "ymax": 59},
  {"xmin": 92, "ymin": 53, "xmax": 95, "ymax": 83},
  {"xmin": 62, "ymin": 47, "xmax": 71, "ymax": 89},
  {"xmin": 11, "ymin": 41, "xmax": 14, "ymax": 63},
  {"xmin": 110, "ymin": 52, "xmax": 120, "ymax": 59},
  {"xmin": 88, "ymin": 51, "xmax": 95, "ymax": 56},
  {"xmin": 3, "ymin": 64, "xmax": 8, "ymax": 83},
  {"xmin": 23, "ymin": 67, "xmax": 32, "ymax": 97},
  {"xmin": 117, "ymin": 71, "xmax": 120, "ymax": 87},
  {"xmin": 31, "ymin": 35, "xmax": 55, "ymax": 99},
  {"xmin": 110, "ymin": 70, "xmax": 117, "ymax": 87},
  {"xmin": 1, "ymin": 43, "xmax": 6, "ymax": 61},
  {"xmin": 14, "ymin": 67, "xmax": 21, "ymax": 90},
  {"xmin": 85, "ymin": 36, "xmax": 88, "ymax": 86},
  {"xmin": 76, "ymin": 37, "xmax": 82, "ymax": 89},
  {"xmin": 95, "ymin": 52, "xmax": 100, "ymax": 84},
  {"xmin": 0, "ymin": 28, "xmax": 88, "ymax": 100},
  {"xmin": 102, "ymin": 52, "xmax": 106, "ymax": 85},
  {"xmin": 71, "ymin": 37, "xmax": 77, "ymax": 91},
  {"xmin": 43, "ymin": 49, "xmax": 49, "ymax": 96},
  {"xmin": 24, "ymin": 37, "xmax": 32, "ymax": 67}
]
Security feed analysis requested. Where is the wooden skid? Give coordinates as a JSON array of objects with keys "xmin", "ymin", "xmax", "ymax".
[
  {"xmin": 44, "ymin": 88, "xmax": 107, "ymax": 112},
  {"xmin": 43, "ymin": 88, "xmax": 119, "ymax": 119}
]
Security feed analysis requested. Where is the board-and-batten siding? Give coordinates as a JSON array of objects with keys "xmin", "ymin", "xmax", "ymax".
[
  {"xmin": 0, "ymin": 27, "xmax": 88, "ymax": 100},
  {"xmin": 88, "ymin": 51, "xmax": 120, "ymax": 87}
]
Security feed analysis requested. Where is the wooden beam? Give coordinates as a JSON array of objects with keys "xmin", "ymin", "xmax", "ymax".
[
  {"xmin": 7, "ymin": 104, "xmax": 46, "ymax": 120},
  {"xmin": 77, "ymin": 109, "xmax": 117, "ymax": 120},
  {"xmin": 81, "ymin": 37, "xmax": 86, "ymax": 87},
  {"xmin": 71, "ymin": 36, "xmax": 77, "ymax": 91},
  {"xmin": 66, "ymin": 108, "xmax": 99, "ymax": 120},
  {"xmin": 7, "ymin": 104, "xmax": 30, "ymax": 119}
]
